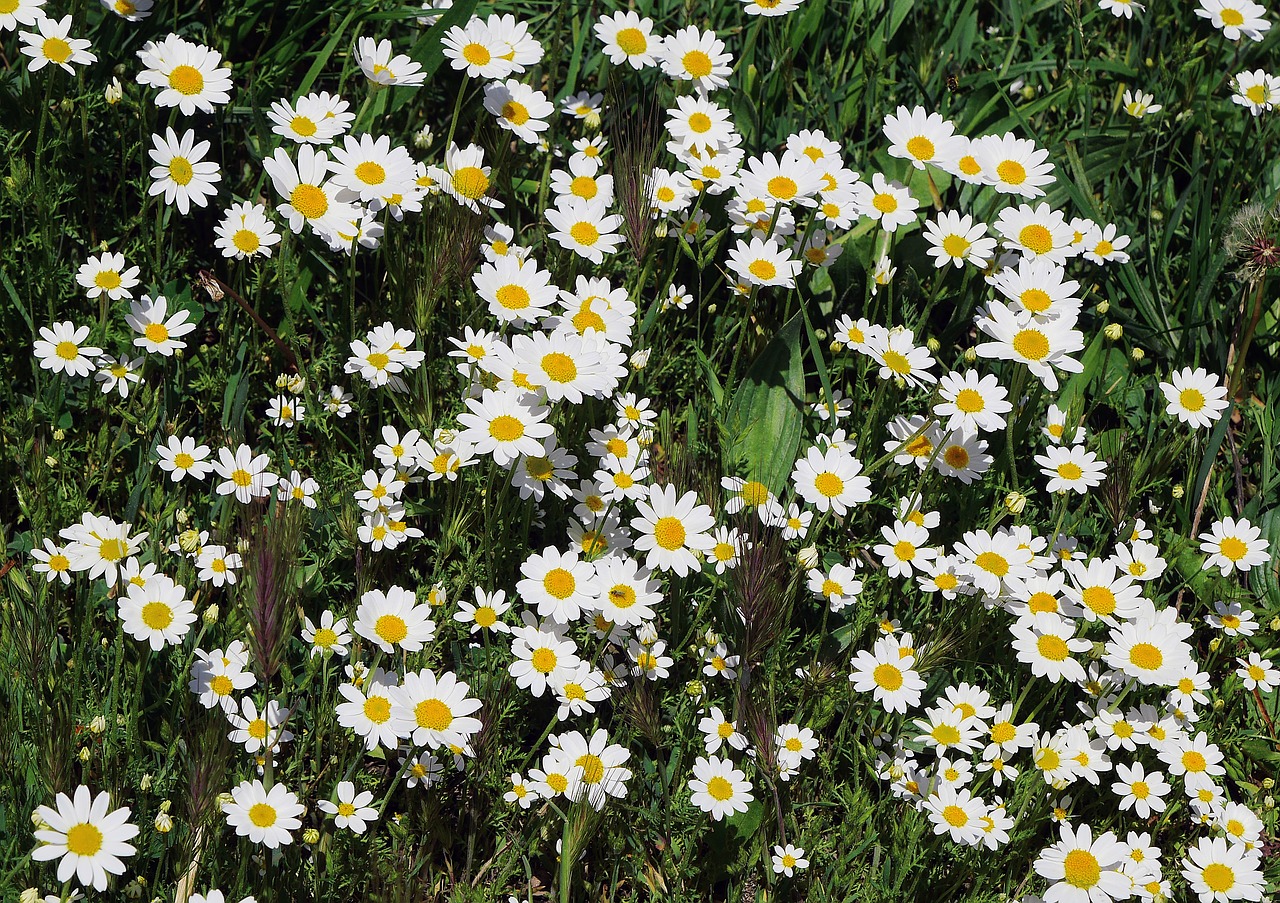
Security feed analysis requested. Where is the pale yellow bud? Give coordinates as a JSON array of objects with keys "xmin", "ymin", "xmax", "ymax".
[
  {"xmin": 154, "ymin": 812, "xmax": 173, "ymax": 833},
  {"xmin": 1131, "ymin": 347, "xmax": 1145, "ymax": 361},
  {"xmin": 89, "ymin": 715, "xmax": 107, "ymax": 734},
  {"xmin": 1096, "ymin": 300, "xmax": 1110, "ymax": 314},
  {"xmin": 1104, "ymin": 323, "xmax": 1123, "ymax": 341},
  {"xmin": 1005, "ymin": 491, "xmax": 1028, "ymax": 515},
  {"xmin": 202, "ymin": 604, "xmax": 219, "ymax": 625},
  {"xmin": 303, "ymin": 828, "xmax": 321, "ymax": 845}
]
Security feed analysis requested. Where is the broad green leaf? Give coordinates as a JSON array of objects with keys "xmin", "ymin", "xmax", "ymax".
[{"xmin": 726, "ymin": 313, "xmax": 805, "ymax": 495}]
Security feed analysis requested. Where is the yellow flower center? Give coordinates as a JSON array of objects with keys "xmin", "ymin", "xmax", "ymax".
[
  {"xmin": 415, "ymin": 698, "xmax": 452, "ymax": 731},
  {"xmin": 997, "ymin": 160, "xmax": 1027, "ymax": 185},
  {"xmin": 873, "ymin": 663, "xmax": 903, "ymax": 690},
  {"xmin": 682, "ymin": 49, "xmax": 713, "ymax": 79},
  {"xmin": 1062, "ymin": 849, "xmax": 1101, "ymax": 888},
  {"xmin": 291, "ymin": 184, "xmax": 329, "ymax": 219},
  {"xmin": 705, "ymin": 775, "xmax": 734, "ymax": 801},
  {"xmin": 1018, "ymin": 224, "xmax": 1054, "ymax": 255},
  {"xmin": 813, "ymin": 471, "xmax": 844, "ymax": 498},
  {"xmin": 1202, "ymin": 863, "xmax": 1235, "ymax": 893},
  {"xmin": 65, "ymin": 822, "xmax": 105, "ymax": 856},
  {"xmin": 248, "ymin": 803, "xmax": 277, "ymax": 828},
  {"xmin": 168, "ymin": 64, "xmax": 206, "ymax": 96},
  {"xmin": 906, "ymin": 135, "xmax": 935, "ymax": 160},
  {"xmin": 653, "ymin": 516, "xmax": 687, "ymax": 551},
  {"xmin": 616, "ymin": 27, "xmax": 647, "ymax": 55},
  {"xmin": 488, "ymin": 414, "xmax": 525, "ymax": 442},
  {"xmin": 363, "ymin": 695, "xmax": 391, "ymax": 723},
  {"xmin": 452, "ymin": 166, "xmax": 489, "ymax": 200},
  {"xmin": 375, "ymin": 614, "xmax": 408, "ymax": 645},
  {"xmin": 569, "ymin": 222, "xmax": 600, "ymax": 246},
  {"xmin": 1012, "ymin": 328, "xmax": 1050, "ymax": 361},
  {"xmin": 1128, "ymin": 642, "xmax": 1163, "ymax": 671},
  {"xmin": 43, "ymin": 37, "xmax": 73, "ymax": 65}
]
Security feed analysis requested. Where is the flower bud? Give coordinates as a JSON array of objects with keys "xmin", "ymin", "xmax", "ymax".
[
  {"xmin": 1264, "ymin": 795, "xmax": 1275, "ymax": 810},
  {"xmin": 303, "ymin": 828, "xmax": 321, "ymax": 845},
  {"xmin": 684, "ymin": 680, "xmax": 704, "ymax": 698},
  {"xmin": 236, "ymin": 537, "xmax": 250, "ymax": 555},
  {"xmin": 1262, "ymin": 777, "xmax": 1275, "ymax": 790},
  {"xmin": 1005, "ymin": 491, "xmax": 1028, "ymax": 515},
  {"xmin": 140, "ymin": 773, "xmax": 153, "ymax": 791},
  {"xmin": 79, "ymin": 747, "xmax": 91, "ymax": 762},
  {"xmin": 175, "ymin": 508, "xmax": 189, "ymax": 526},
  {"xmin": 154, "ymin": 812, "xmax": 173, "ymax": 833},
  {"xmin": 20, "ymin": 889, "xmax": 39, "ymax": 903},
  {"xmin": 178, "ymin": 529, "xmax": 202, "ymax": 554},
  {"xmin": 1131, "ymin": 347, "xmax": 1145, "ymax": 361},
  {"xmin": 1209, "ymin": 636, "xmax": 1222, "ymax": 653},
  {"xmin": 1172, "ymin": 483, "xmax": 1184, "ymax": 499},
  {"xmin": 1096, "ymin": 300, "xmax": 1110, "ymax": 314},
  {"xmin": 798, "ymin": 545, "xmax": 819, "ymax": 569},
  {"xmin": 963, "ymin": 347, "xmax": 978, "ymax": 363},
  {"xmin": 413, "ymin": 125, "xmax": 434, "ymax": 149},
  {"xmin": 1104, "ymin": 323, "xmax": 1123, "ymax": 341},
  {"xmin": 45, "ymin": 456, "xmax": 57, "ymax": 467},
  {"xmin": 203, "ymin": 604, "xmax": 219, "ymax": 625},
  {"xmin": 926, "ymin": 337, "xmax": 940, "ymax": 353},
  {"xmin": 427, "ymin": 583, "xmax": 447, "ymax": 607},
  {"xmin": 53, "ymin": 428, "xmax": 65, "ymax": 441},
  {"xmin": 1270, "ymin": 616, "xmax": 1280, "ymax": 632},
  {"xmin": 630, "ymin": 348, "xmax": 651, "ymax": 371},
  {"xmin": 89, "ymin": 715, "xmax": 107, "ymax": 735}
]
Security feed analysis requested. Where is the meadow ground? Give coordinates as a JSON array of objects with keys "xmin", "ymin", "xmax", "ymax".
[{"xmin": 2, "ymin": 0, "xmax": 1280, "ymax": 901}]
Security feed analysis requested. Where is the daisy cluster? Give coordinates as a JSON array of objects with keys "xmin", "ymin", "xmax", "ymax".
[{"xmin": 10, "ymin": 0, "xmax": 1279, "ymax": 899}]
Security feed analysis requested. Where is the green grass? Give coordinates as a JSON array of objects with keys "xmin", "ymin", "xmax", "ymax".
[{"xmin": 2, "ymin": 0, "xmax": 1279, "ymax": 901}]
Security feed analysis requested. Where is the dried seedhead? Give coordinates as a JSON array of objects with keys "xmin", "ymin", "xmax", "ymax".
[
  {"xmin": 604, "ymin": 74, "xmax": 662, "ymax": 264},
  {"xmin": 1224, "ymin": 200, "xmax": 1280, "ymax": 283}
]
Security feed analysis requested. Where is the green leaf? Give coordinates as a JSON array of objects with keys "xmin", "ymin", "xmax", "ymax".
[{"xmin": 725, "ymin": 312, "xmax": 805, "ymax": 494}]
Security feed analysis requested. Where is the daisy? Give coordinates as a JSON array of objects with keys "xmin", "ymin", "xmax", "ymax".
[
  {"xmin": 788, "ymin": 444, "xmax": 868, "ymax": 516},
  {"xmin": 20, "ymin": 16, "xmax": 97, "ymax": 74},
  {"xmin": 0, "ymin": 0, "xmax": 45, "ymax": 31},
  {"xmin": 94, "ymin": 355, "xmax": 144, "ymax": 399},
  {"xmin": 126, "ymin": 294, "xmax": 197, "ymax": 356},
  {"xmin": 666, "ymin": 94, "xmax": 736, "ymax": 153},
  {"xmin": 213, "ymin": 201, "xmax": 281, "ymax": 260},
  {"xmin": 853, "ymin": 173, "xmax": 920, "ymax": 232},
  {"xmin": 1199, "ymin": 516, "xmax": 1269, "ymax": 575},
  {"xmin": 222, "ymin": 780, "xmax": 304, "ymax": 849},
  {"xmin": 738, "ymin": 151, "xmax": 824, "ymax": 208},
  {"xmin": 1081, "ymin": 223, "xmax": 1131, "ymax": 265},
  {"xmin": 660, "ymin": 25, "xmax": 733, "ymax": 92},
  {"xmin": 213, "ymin": 444, "xmax": 278, "ymax": 503},
  {"xmin": 591, "ymin": 555, "xmax": 662, "ymax": 627},
  {"xmin": 473, "ymin": 255, "xmax": 559, "ymax": 324},
  {"xmin": 546, "ymin": 198, "xmax": 624, "ymax": 264},
  {"xmin": 558, "ymin": 728, "xmax": 632, "ymax": 809},
  {"xmin": 992, "ymin": 258, "xmax": 1082, "ymax": 323},
  {"xmin": 727, "ymin": 236, "xmax": 803, "ymax": 288},
  {"xmin": 277, "ymin": 470, "xmax": 319, "ymax": 507},
  {"xmin": 1159, "ymin": 732, "xmax": 1225, "ymax": 793},
  {"xmin": 1232, "ymin": 69, "xmax": 1280, "ymax": 114},
  {"xmin": 883, "ymin": 105, "xmax": 963, "ymax": 170},
  {"xmin": 1036, "ymin": 445, "xmax": 1108, "ymax": 494},
  {"xmin": 865, "ymin": 327, "xmax": 937, "ymax": 387},
  {"xmin": 698, "ymin": 707, "xmax": 748, "ymax": 755},
  {"xmin": 1237, "ymin": 652, "xmax": 1280, "ymax": 692},
  {"xmin": 455, "ymin": 587, "xmax": 512, "ymax": 635},
  {"xmin": 517, "ymin": 547, "xmax": 597, "ymax": 624},
  {"xmin": 1122, "ymin": 88, "xmax": 1161, "ymax": 116},
  {"xmin": 1195, "ymin": 0, "xmax": 1271, "ymax": 41},
  {"xmin": 118, "ymin": 575, "xmax": 195, "ymax": 650},
  {"xmin": 688, "ymin": 756, "xmax": 753, "ymax": 821},
  {"xmin": 31, "ymin": 786, "xmax": 138, "ymax": 892},
  {"xmin": 1100, "ymin": 0, "xmax": 1144, "ymax": 16},
  {"xmin": 1159, "ymin": 367, "xmax": 1229, "ymax": 429},
  {"xmin": 317, "ymin": 782, "xmax": 376, "ymax": 835},
  {"xmin": 932, "ymin": 431, "xmax": 993, "ymax": 484},
  {"xmin": 261, "ymin": 144, "xmax": 357, "ymax": 236},
  {"xmin": 772, "ymin": 844, "xmax": 810, "ymax": 876},
  {"xmin": 550, "ymin": 156, "xmax": 615, "ymax": 206},
  {"xmin": 152, "ymin": 435, "xmax": 212, "ymax": 483},
  {"xmin": 147, "ymin": 127, "xmax": 221, "ymax": 214},
  {"xmin": 631, "ymin": 484, "xmax": 716, "ymax": 577},
  {"xmin": 1034, "ymin": 823, "xmax": 1130, "ymax": 903},
  {"xmin": 849, "ymin": 636, "xmax": 927, "ymax": 713},
  {"xmin": 935, "ymin": 370, "xmax": 1012, "ymax": 434},
  {"xmin": 441, "ymin": 18, "xmax": 516, "ymax": 79},
  {"xmin": 1180, "ymin": 836, "xmax": 1265, "ymax": 902},
  {"xmin": 924, "ymin": 211, "xmax": 997, "ymax": 268},
  {"xmin": 267, "ymin": 95, "xmax": 344, "ymax": 145},
  {"xmin": 974, "ymin": 133, "xmax": 1056, "ymax": 198},
  {"xmin": 457, "ymin": 388, "xmax": 555, "ymax": 466},
  {"xmin": 1111, "ymin": 762, "xmax": 1170, "ymax": 818},
  {"xmin": 30, "ymin": 539, "xmax": 73, "ymax": 585},
  {"xmin": 975, "ymin": 300, "xmax": 1085, "ymax": 391},
  {"xmin": 136, "ymin": 34, "xmax": 232, "ymax": 113},
  {"xmin": 354, "ymin": 585, "xmax": 436, "ymax": 654},
  {"xmin": 76, "ymin": 252, "xmax": 140, "ymax": 300},
  {"xmin": 483, "ymin": 79, "xmax": 553, "ymax": 144},
  {"xmin": 352, "ymin": 35, "xmax": 426, "ymax": 86},
  {"xmin": 509, "ymin": 621, "xmax": 581, "ymax": 697},
  {"xmin": 392, "ymin": 668, "xmax": 483, "ymax": 750},
  {"xmin": 594, "ymin": 10, "xmax": 659, "ymax": 69},
  {"xmin": 873, "ymin": 520, "xmax": 938, "ymax": 578},
  {"xmin": 335, "ymin": 671, "xmax": 402, "ymax": 750},
  {"xmin": 302, "ymin": 610, "xmax": 350, "ymax": 657},
  {"xmin": 1011, "ymin": 613, "xmax": 1091, "ymax": 684},
  {"xmin": 34, "ymin": 321, "xmax": 102, "ymax": 378},
  {"xmin": 196, "ymin": 544, "xmax": 242, "ymax": 587},
  {"xmin": 924, "ymin": 786, "xmax": 987, "ymax": 846},
  {"xmin": 808, "ymin": 562, "xmax": 862, "ymax": 610},
  {"xmin": 994, "ymin": 202, "xmax": 1075, "ymax": 264},
  {"xmin": 552, "ymin": 663, "xmax": 610, "ymax": 721},
  {"xmin": 227, "ymin": 698, "xmax": 293, "ymax": 754}
]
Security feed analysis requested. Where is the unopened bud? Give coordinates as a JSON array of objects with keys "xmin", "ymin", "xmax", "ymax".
[
  {"xmin": 53, "ymin": 428, "xmax": 65, "ymax": 441},
  {"xmin": 89, "ymin": 715, "xmax": 107, "ymax": 735},
  {"xmin": 1104, "ymin": 323, "xmax": 1123, "ymax": 341},
  {"xmin": 202, "ymin": 604, "xmax": 219, "ymax": 625},
  {"xmin": 154, "ymin": 812, "xmax": 173, "ymax": 833},
  {"xmin": 926, "ymin": 337, "xmax": 940, "ymax": 353},
  {"xmin": 1131, "ymin": 347, "xmax": 1145, "ymax": 361},
  {"xmin": 685, "ymin": 680, "xmax": 704, "ymax": 698},
  {"xmin": 414, "ymin": 125, "xmax": 434, "ymax": 149},
  {"xmin": 963, "ymin": 347, "xmax": 978, "ymax": 364},
  {"xmin": 79, "ymin": 747, "xmax": 91, "ymax": 762},
  {"xmin": 178, "ymin": 529, "xmax": 202, "ymax": 553},
  {"xmin": 630, "ymin": 348, "xmax": 651, "ymax": 371},
  {"xmin": 798, "ymin": 545, "xmax": 819, "ymax": 569},
  {"xmin": 140, "ymin": 773, "xmax": 153, "ymax": 791},
  {"xmin": 1172, "ymin": 483, "xmax": 1184, "ymax": 499},
  {"xmin": 105, "ymin": 77, "xmax": 124, "ymax": 105},
  {"xmin": 20, "ymin": 889, "xmax": 39, "ymax": 903},
  {"xmin": 1005, "ymin": 491, "xmax": 1028, "ymax": 515},
  {"xmin": 1262, "ymin": 777, "xmax": 1275, "ymax": 790},
  {"xmin": 236, "ymin": 537, "xmax": 250, "ymax": 555},
  {"xmin": 1264, "ymin": 795, "xmax": 1275, "ymax": 810},
  {"xmin": 1096, "ymin": 300, "xmax": 1110, "ymax": 314},
  {"xmin": 1270, "ymin": 616, "xmax": 1280, "ymax": 632},
  {"xmin": 1209, "ymin": 636, "xmax": 1222, "ymax": 653},
  {"xmin": 1213, "ymin": 697, "xmax": 1225, "ymax": 711},
  {"xmin": 303, "ymin": 828, "xmax": 321, "ymax": 845}
]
